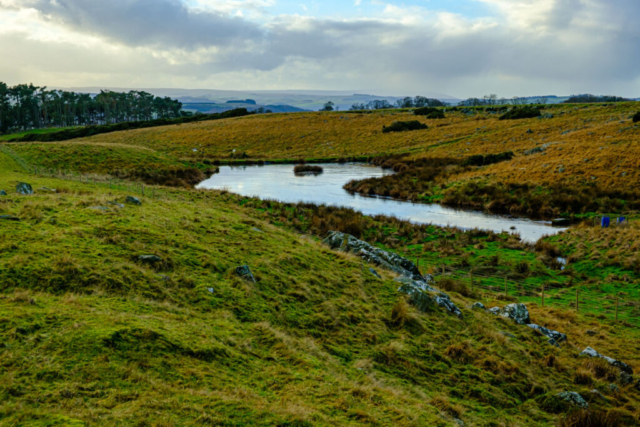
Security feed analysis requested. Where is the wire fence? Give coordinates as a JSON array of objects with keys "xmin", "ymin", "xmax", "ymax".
[
  {"xmin": 0, "ymin": 144, "xmax": 171, "ymax": 200},
  {"xmin": 430, "ymin": 264, "xmax": 640, "ymax": 326}
]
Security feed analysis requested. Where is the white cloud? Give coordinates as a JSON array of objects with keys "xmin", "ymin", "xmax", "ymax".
[{"xmin": 0, "ymin": 0, "xmax": 638, "ymax": 97}]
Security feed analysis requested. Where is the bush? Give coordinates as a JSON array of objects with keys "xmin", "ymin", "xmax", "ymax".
[
  {"xmin": 294, "ymin": 165, "xmax": 323, "ymax": 175},
  {"xmin": 463, "ymin": 151, "xmax": 514, "ymax": 167},
  {"xmin": 415, "ymin": 107, "xmax": 445, "ymax": 119},
  {"xmin": 499, "ymin": 107, "xmax": 542, "ymax": 120},
  {"xmin": 382, "ymin": 121, "xmax": 428, "ymax": 133},
  {"xmin": 633, "ymin": 112, "xmax": 640, "ymax": 123}
]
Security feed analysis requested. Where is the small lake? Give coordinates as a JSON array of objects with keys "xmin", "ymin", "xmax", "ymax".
[{"xmin": 196, "ymin": 163, "xmax": 566, "ymax": 243}]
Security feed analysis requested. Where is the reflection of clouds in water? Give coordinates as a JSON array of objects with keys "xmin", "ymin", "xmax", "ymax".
[{"xmin": 197, "ymin": 164, "xmax": 562, "ymax": 243}]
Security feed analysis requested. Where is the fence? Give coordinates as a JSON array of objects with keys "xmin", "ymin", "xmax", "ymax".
[
  {"xmin": 0, "ymin": 144, "xmax": 172, "ymax": 200},
  {"xmin": 429, "ymin": 264, "xmax": 640, "ymax": 326}
]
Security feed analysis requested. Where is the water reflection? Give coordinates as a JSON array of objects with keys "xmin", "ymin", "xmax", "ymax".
[{"xmin": 196, "ymin": 163, "xmax": 566, "ymax": 243}]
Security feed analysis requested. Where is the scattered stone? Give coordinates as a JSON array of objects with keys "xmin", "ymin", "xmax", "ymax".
[
  {"xmin": 15, "ymin": 182, "xmax": 33, "ymax": 195},
  {"xmin": 39, "ymin": 187, "xmax": 56, "ymax": 193},
  {"xmin": 235, "ymin": 265, "xmax": 256, "ymax": 283},
  {"xmin": 580, "ymin": 347, "xmax": 633, "ymax": 375},
  {"xmin": 551, "ymin": 218, "xmax": 571, "ymax": 227},
  {"xmin": 324, "ymin": 231, "xmax": 422, "ymax": 280},
  {"xmin": 0, "ymin": 190, "xmax": 6, "ymax": 196},
  {"xmin": 524, "ymin": 146, "xmax": 545, "ymax": 156},
  {"xmin": 454, "ymin": 419, "xmax": 464, "ymax": 426},
  {"xmin": 126, "ymin": 196, "xmax": 142, "ymax": 206},
  {"xmin": 590, "ymin": 389, "xmax": 608, "ymax": 402},
  {"xmin": 89, "ymin": 206, "xmax": 110, "ymax": 211},
  {"xmin": 609, "ymin": 383, "xmax": 620, "ymax": 393},
  {"xmin": 252, "ymin": 227, "xmax": 264, "ymax": 233},
  {"xmin": 490, "ymin": 303, "xmax": 531, "ymax": 324},
  {"xmin": 472, "ymin": 302, "xmax": 486, "ymax": 310},
  {"xmin": 620, "ymin": 372, "xmax": 633, "ymax": 385},
  {"xmin": 207, "ymin": 287, "xmax": 215, "ymax": 294},
  {"xmin": 527, "ymin": 324, "xmax": 567, "ymax": 346},
  {"xmin": 396, "ymin": 276, "xmax": 463, "ymax": 318},
  {"xmin": 369, "ymin": 267, "xmax": 382, "ymax": 279},
  {"xmin": 586, "ymin": 330, "xmax": 598, "ymax": 336},
  {"xmin": 500, "ymin": 331, "xmax": 517, "ymax": 339},
  {"xmin": 556, "ymin": 392, "xmax": 588, "ymax": 409},
  {"xmin": 0, "ymin": 215, "xmax": 20, "ymax": 221},
  {"xmin": 139, "ymin": 255, "xmax": 162, "ymax": 264},
  {"xmin": 108, "ymin": 201, "xmax": 125, "ymax": 208},
  {"xmin": 526, "ymin": 129, "xmax": 533, "ymax": 134}
]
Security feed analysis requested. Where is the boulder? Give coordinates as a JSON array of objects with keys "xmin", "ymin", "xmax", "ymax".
[
  {"xmin": 396, "ymin": 276, "xmax": 463, "ymax": 318},
  {"xmin": 471, "ymin": 302, "xmax": 486, "ymax": 310},
  {"xmin": 0, "ymin": 190, "xmax": 6, "ymax": 196},
  {"xmin": 16, "ymin": 182, "xmax": 33, "ymax": 195},
  {"xmin": 0, "ymin": 215, "xmax": 20, "ymax": 221},
  {"xmin": 580, "ymin": 347, "xmax": 633, "ymax": 375},
  {"xmin": 126, "ymin": 196, "xmax": 142, "ymax": 206},
  {"xmin": 527, "ymin": 324, "xmax": 567, "ymax": 346},
  {"xmin": 235, "ymin": 265, "xmax": 256, "ymax": 283},
  {"xmin": 139, "ymin": 255, "xmax": 162, "ymax": 264},
  {"xmin": 556, "ymin": 392, "xmax": 588, "ymax": 409},
  {"xmin": 369, "ymin": 267, "xmax": 382, "ymax": 279},
  {"xmin": 490, "ymin": 303, "xmax": 530, "ymax": 324},
  {"xmin": 324, "ymin": 231, "xmax": 422, "ymax": 280}
]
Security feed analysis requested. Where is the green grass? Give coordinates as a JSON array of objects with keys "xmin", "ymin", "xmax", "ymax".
[
  {"xmin": 0, "ymin": 127, "xmax": 79, "ymax": 141},
  {"xmin": 3, "ymin": 152, "xmax": 640, "ymax": 425}
]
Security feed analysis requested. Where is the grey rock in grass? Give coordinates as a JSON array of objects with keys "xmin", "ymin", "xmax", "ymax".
[
  {"xmin": 590, "ymin": 389, "xmax": 608, "ymax": 402},
  {"xmin": 556, "ymin": 392, "xmax": 588, "ymax": 409},
  {"xmin": 369, "ymin": 267, "xmax": 382, "ymax": 279},
  {"xmin": 396, "ymin": 276, "xmax": 463, "ymax": 318},
  {"xmin": 324, "ymin": 231, "xmax": 422, "ymax": 280},
  {"xmin": 39, "ymin": 187, "xmax": 56, "ymax": 193},
  {"xmin": 620, "ymin": 372, "xmax": 633, "ymax": 385},
  {"xmin": 527, "ymin": 324, "xmax": 567, "ymax": 346},
  {"xmin": 490, "ymin": 303, "xmax": 531, "ymax": 325},
  {"xmin": 472, "ymin": 302, "xmax": 486, "ymax": 310},
  {"xmin": 126, "ymin": 196, "xmax": 142, "ymax": 206},
  {"xmin": 235, "ymin": 265, "xmax": 256, "ymax": 283},
  {"xmin": 108, "ymin": 201, "xmax": 125, "ymax": 208},
  {"xmin": 500, "ymin": 331, "xmax": 517, "ymax": 339},
  {"xmin": 0, "ymin": 190, "xmax": 6, "ymax": 196},
  {"xmin": 524, "ymin": 146, "xmax": 546, "ymax": 156},
  {"xmin": 580, "ymin": 347, "xmax": 633, "ymax": 375},
  {"xmin": 139, "ymin": 255, "xmax": 162, "ymax": 264},
  {"xmin": 89, "ymin": 206, "xmax": 110, "ymax": 211},
  {"xmin": 0, "ymin": 215, "xmax": 20, "ymax": 221},
  {"xmin": 16, "ymin": 182, "xmax": 33, "ymax": 195},
  {"xmin": 609, "ymin": 383, "xmax": 620, "ymax": 393},
  {"xmin": 207, "ymin": 287, "xmax": 215, "ymax": 294}
]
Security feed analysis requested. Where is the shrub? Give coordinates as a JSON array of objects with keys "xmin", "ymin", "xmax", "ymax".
[
  {"xmin": 382, "ymin": 121, "xmax": 428, "ymax": 133},
  {"xmin": 557, "ymin": 409, "xmax": 622, "ymax": 427},
  {"xmin": 294, "ymin": 165, "xmax": 323, "ymax": 175},
  {"xmin": 499, "ymin": 107, "xmax": 542, "ymax": 120},
  {"xmin": 390, "ymin": 298, "xmax": 410, "ymax": 327},
  {"xmin": 438, "ymin": 277, "xmax": 474, "ymax": 297},
  {"xmin": 463, "ymin": 151, "xmax": 514, "ymax": 167},
  {"xmin": 633, "ymin": 112, "xmax": 640, "ymax": 123},
  {"xmin": 415, "ymin": 107, "xmax": 445, "ymax": 119}
]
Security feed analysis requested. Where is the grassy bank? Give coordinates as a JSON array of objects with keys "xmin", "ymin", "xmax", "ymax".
[{"xmin": 2, "ymin": 152, "xmax": 640, "ymax": 426}]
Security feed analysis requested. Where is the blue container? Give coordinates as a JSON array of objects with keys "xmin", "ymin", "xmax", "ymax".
[
  {"xmin": 617, "ymin": 217, "xmax": 626, "ymax": 224},
  {"xmin": 601, "ymin": 217, "xmax": 610, "ymax": 228}
]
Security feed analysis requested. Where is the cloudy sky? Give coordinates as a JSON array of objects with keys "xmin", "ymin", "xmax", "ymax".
[{"xmin": 0, "ymin": 0, "xmax": 638, "ymax": 98}]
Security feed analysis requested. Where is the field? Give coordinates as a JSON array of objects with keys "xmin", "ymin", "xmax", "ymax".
[
  {"xmin": 2, "ymin": 150, "xmax": 640, "ymax": 426},
  {"xmin": 2, "ymin": 104, "xmax": 640, "ymax": 425}
]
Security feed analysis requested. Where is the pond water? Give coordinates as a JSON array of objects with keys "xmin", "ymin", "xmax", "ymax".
[{"xmin": 196, "ymin": 163, "xmax": 567, "ymax": 243}]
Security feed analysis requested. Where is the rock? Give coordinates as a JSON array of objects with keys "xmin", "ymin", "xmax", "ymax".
[
  {"xmin": 139, "ymin": 255, "xmax": 162, "ymax": 264},
  {"xmin": 500, "ymin": 331, "xmax": 516, "ymax": 339},
  {"xmin": 551, "ymin": 218, "xmax": 571, "ymax": 226},
  {"xmin": 609, "ymin": 383, "xmax": 620, "ymax": 393},
  {"xmin": 0, "ymin": 190, "xmax": 6, "ymax": 196},
  {"xmin": 620, "ymin": 372, "xmax": 633, "ymax": 385},
  {"xmin": 590, "ymin": 389, "xmax": 608, "ymax": 402},
  {"xmin": 396, "ymin": 276, "xmax": 463, "ymax": 318},
  {"xmin": 252, "ymin": 227, "xmax": 264, "ymax": 233},
  {"xmin": 556, "ymin": 392, "xmax": 588, "ymax": 409},
  {"xmin": 235, "ymin": 265, "xmax": 256, "ymax": 283},
  {"xmin": 524, "ymin": 146, "xmax": 545, "ymax": 156},
  {"xmin": 89, "ymin": 206, "xmax": 110, "ymax": 211},
  {"xmin": 206, "ymin": 287, "xmax": 215, "ymax": 294},
  {"xmin": 108, "ymin": 201, "xmax": 125, "ymax": 208},
  {"xmin": 369, "ymin": 267, "xmax": 382, "ymax": 279},
  {"xmin": 126, "ymin": 196, "xmax": 142, "ymax": 206},
  {"xmin": 472, "ymin": 302, "xmax": 486, "ymax": 310},
  {"xmin": 527, "ymin": 324, "xmax": 567, "ymax": 346},
  {"xmin": 490, "ymin": 303, "xmax": 531, "ymax": 325},
  {"xmin": 39, "ymin": 187, "xmax": 56, "ymax": 193},
  {"xmin": 0, "ymin": 215, "xmax": 20, "ymax": 221},
  {"xmin": 15, "ymin": 182, "xmax": 33, "ymax": 195},
  {"xmin": 324, "ymin": 231, "xmax": 422, "ymax": 280},
  {"xmin": 580, "ymin": 347, "xmax": 633, "ymax": 375},
  {"xmin": 526, "ymin": 129, "xmax": 533, "ymax": 134}
]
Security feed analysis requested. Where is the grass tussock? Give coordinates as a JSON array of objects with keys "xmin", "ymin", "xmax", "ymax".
[{"xmin": 294, "ymin": 165, "xmax": 324, "ymax": 175}]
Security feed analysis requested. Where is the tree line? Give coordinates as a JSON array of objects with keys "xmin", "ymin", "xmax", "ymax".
[{"xmin": 0, "ymin": 82, "xmax": 187, "ymax": 135}]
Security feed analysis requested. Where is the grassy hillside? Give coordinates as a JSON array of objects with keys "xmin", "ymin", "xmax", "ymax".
[{"xmin": 2, "ymin": 152, "xmax": 640, "ymax": 426}]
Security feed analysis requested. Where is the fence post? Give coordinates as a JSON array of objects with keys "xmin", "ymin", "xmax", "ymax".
[
  {"xmin": 576, "ymin": 288, "xmax": 579, "ymax": 312},
  {"xmin": 615, "ymin": 293, "xmax": 619, "ymax": 322},
  {"xmin": 142, "ymin": 184, "xmax": 145, "ymax": 196}
]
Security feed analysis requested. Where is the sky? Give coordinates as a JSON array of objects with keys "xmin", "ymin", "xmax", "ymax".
[{"xmin": 0, "ymin": 0, "xmax": 638, "ymax": 98}]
